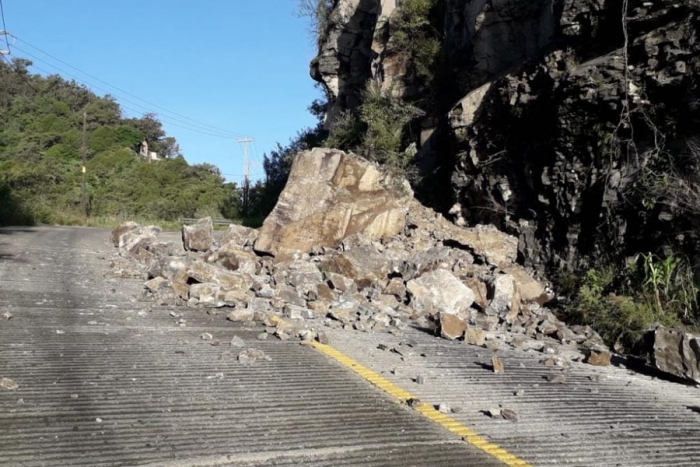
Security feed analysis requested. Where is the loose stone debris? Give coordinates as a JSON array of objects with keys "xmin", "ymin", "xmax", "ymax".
[
  {"xmin": 0, "ymin": 377, "xmax": 19, "ymax": 391},
  {"xmin": 501, "ymin": 408, "xmax": 519, "ymax": 422},
  {"xmin": 237, "ymin": 348, "xmax": 271, "ymax": 365},
  {"xmin": 115, "ymin": 149, "xmax": 700, "ymax": 382},
  {"xmin": 230, "ymin": 335, "xmax": 245, "ymax": 348},
  {"xmin": 492, "ymin": 356, "xmax": 505, "ymax": 374}
]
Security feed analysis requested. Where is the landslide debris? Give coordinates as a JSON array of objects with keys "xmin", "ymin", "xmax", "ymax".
[{"xmin": 109, "ymin": 148, "xmax": 612, "ymax": 370}]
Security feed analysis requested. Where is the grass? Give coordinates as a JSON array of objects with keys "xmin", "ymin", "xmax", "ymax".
[{"xmin": 559, "ymin": 254, "xmax": 700, "ymax": 353}]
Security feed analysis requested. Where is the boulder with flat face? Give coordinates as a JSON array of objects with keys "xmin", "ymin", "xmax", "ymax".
[
  {"xmin": 255, "ymin": 148, "xmax": 411, "ymax": 259},
  {"xmin": 221, "ymin": 224, "xmax": 259, "ymax": 248},
  {"xmin": 182, "ymin": 217, "xmax": 214, "ymax": 252},
  {"xmin": 406, "ymin": 269, "xmax": 475, "ymax": 316},
  {"xmin": 649, "ymin": 327, "xmax": 700, "ymax": 383}
]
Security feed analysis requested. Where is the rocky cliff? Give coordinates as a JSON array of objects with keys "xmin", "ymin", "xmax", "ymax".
[{"xmin": 311, "ymin": 0, "xmax": 700, "ymax": 275}]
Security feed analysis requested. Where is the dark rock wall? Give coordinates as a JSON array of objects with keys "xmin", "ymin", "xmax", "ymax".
[{"xmin": 312, "ymin": 0, "xmax": 700, "ymax": 273}]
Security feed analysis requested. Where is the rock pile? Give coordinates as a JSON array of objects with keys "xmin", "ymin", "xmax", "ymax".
[{"xmin": 110, "ymin": 148, "xmax": 608, "ymax": 360}]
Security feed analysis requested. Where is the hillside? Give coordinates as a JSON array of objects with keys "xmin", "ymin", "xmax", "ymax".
[{"xmin": 0, "ymin": 58, "xmax": 236, "ymax": 226}]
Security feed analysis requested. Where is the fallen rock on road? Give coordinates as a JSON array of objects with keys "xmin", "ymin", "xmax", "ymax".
[{"xmin": 109, "ymin": 148, "xmax": 616, "ymax": 374}]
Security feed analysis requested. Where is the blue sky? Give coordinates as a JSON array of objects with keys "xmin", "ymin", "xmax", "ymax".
[{"xmin": 2, "ymin": 0, "xmax": 321, "ymax": 184}]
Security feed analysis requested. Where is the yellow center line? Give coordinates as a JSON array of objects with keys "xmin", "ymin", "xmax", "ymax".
[{"xmin": 310, "ymin": 341, "xmax": 533, "ymax": 467}]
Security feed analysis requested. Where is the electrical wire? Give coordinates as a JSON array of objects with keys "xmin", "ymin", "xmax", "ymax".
[
  {"xmin": 12, "ymin": 44, "xmax": 241, "ymax": 140},
  {"xmin": 0, "ymin": 0, "xmax": 9, "ymax": 53},
  {"xmin": 1, "ymin": 53, "xmax": 39, "ymax": 92},
  {"xmin": 10, "ymin": 34, "xmax": 247, "ymax": 138}
]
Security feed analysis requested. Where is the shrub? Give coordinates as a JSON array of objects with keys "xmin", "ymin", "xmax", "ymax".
[
  {"xmin": 359, "ymin": 81, "xmax": 424, "ymax": 173},
  {"xmin": 562, "ymin": 253, "xmax": 699, "ymax": 352},
  {"xmin": 391, "ymin": 0, "xmax": 441, "ymax": 85},
  {"xmin": 297, "ymin": 0, "xmax": 337, "ymax": 46}
]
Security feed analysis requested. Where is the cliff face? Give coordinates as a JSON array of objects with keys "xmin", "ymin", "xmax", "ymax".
[{"xmin": 311, "ymin": 0, "xmax": 700, "ymax": 273}]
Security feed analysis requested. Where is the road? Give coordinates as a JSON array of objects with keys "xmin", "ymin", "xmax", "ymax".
[{"xmin": 1, "ymin": 226, "xmax": 700, "ymax": 466}]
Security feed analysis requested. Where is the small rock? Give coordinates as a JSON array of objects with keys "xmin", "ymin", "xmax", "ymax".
[
  {"xmin": 227, "ymin": 309, "xmax": 254, "ymax": 323},
  {"xmin": 0, "ymin": 378, "xmax": 19, "ymax": 391},
  {"xmin": 514, "ymin": 390, "xmax": 525, "ymax": 396},
  {"xmin": 1, "ymin": 311, "xmax": 13, "ymax": 320},
  {"xmin": 256, "ymin": 332, "xmax": 268, "ymax": 341},
  {"xmin": 485, "ymin": 341, "xmax": 502, "ymax": 351},
  {"xmin": 407, "ymin": 398, "xmax": 422, "ymax": 408},
  {"xmin": 316, "ymin": 332, "xmax": 329, "ymax": 345},
  {"xmin": 439, "ymin": 312, "xmax": 467, "ymax": 340},
  {"xmin": 546, "ymin": 374, "xmax": 567, "ymax": 384},
  {"xmin": 451, "ymin": 406, "xmax": 464, "ymax": 414},
  {"xmin": 70, "ymin": 394, "xmax": 79, "ymax": 399},
  {"xmin": 56, "ymin": 330, "xmax": 65, "ymax": 335},
  {"xmin": 415, "ymin": 375, "xmax": 426, "ymax": 385},
  {"xmin": 211, "ymin": 340, "xmax": 221, "ymax": 347},
  {"xmin": 96, "ymin": 418, "xmax": 103, "ymax": 423},
  {"xmin": 487, "ymin": 408, "xmax": 502, "ymax": 418},
  {"xmin": 585, "ymin": 350, "xmax": 612, "ymax": 367},
  {"xmin": 501, "ymin": 408, "xmax": 518, "ymax": 422},
  {"xmin": 275, "ymin": 331, "xmax": 290, "ymax": 341},
  {"xmin": 201, "ymin": 333, "xmax": 213, "ymax": 341},
  {"xmin": 465, "ymin": 327, "xmax": 486, "ymax": 346},
  {"xmin": 230, "ymin": 335, "xmax": 245, "ymax": 348},
  {"xmin": 438, "ymin": 403, "xmax": 451, "ymax": 414},
  {"xmin": 238, "ymin": 348, "xmax": 270, "ymax": 365},
  {"xmin": 492, "ymin": 356, "xmax": 505, "ymax": 374},
  {"xmin": 299, "ymin": 329, "xmax": 317, "ymax": 342}
]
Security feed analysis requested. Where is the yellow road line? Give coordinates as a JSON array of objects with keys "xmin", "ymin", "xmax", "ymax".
[{"xmin": 310, "ymin": 341, "xmax": 533, "ymax": 467}]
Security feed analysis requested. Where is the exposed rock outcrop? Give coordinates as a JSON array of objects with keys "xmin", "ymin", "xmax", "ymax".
[{"xmin": 312, "ymin": 0, "xmax": 700, "ymax": 274}]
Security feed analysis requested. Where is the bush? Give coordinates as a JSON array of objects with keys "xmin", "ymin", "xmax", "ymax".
[
  {"xmin": 359, "ymin": 81, "xmax": 424, "ymax": 173},
  {"xmin": 391, "ymin": 0, "xmax": 441, "ymax": 85},
  {"xmin": 297, "ymin": 0, "xmax": 337, "ymax": 46},
  {"xmin": 562, "ymin": 253, "xmax": 699, "ymax": 352}
]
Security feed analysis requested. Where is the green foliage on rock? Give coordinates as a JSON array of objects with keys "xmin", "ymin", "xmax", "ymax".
[
  {"xmin": 0, "ymin": 58, "xmax": 232, "ymax": 226},
  {"xmin": 326, "ymin": 81, "xmax": 423, "ymax": 177},
  {"xmin": 561, "ymin": 253, "xmax": 700, "ymax": 352},
  {"xmin": 297, "ymin": 0, "xmax": 337, "ymax": 46},
  {"xmin": 391, "ymin": 0, "xmax": 442, "ymax": 86}
]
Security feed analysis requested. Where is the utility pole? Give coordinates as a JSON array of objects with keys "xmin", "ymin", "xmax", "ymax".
[
  {"xmin": 0, "ymin": 30, "xmax": 9, "ymax": 56},
  {"xmin": 81, "ymin": 112, "xmax": 88, "ymax": 220},
  {"xmin": 237, "ymin": 137, "xmax": 254, "ymax": 215}
]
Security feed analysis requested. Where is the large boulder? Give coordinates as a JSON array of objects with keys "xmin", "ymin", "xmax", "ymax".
[
  {"xmin": 649, "ymin": 327, "xmax": 700, "ymax": 384},
  {"xmin": 221, "ymin": 224, "xmax": 258, "ymax": 248},
  {"xmin": 255, "ymin": 148, "xmax": 411, "ymax": 259},
  {"xmin": 322, "ymin": 246, "xmax": 392, "ymax": 290},
  {"xmin": 406, "ymin": 269, "xmax": 475, "ymax": 316},
  {"xmin": 182, "ymin": 217, "xmax": 214, "ymax": 252}
]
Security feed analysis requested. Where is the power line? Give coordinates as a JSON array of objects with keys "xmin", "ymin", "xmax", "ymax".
[
  {"xmin": 0, "ymin": 0, "xmax": 9, "ymax": 54},
  {"xmin": 9, "ymin": 34, "xmax": 247, "ymax": 138},
  {"xmin": 11, "ymin": 44, "xmax": 240, "ymax": 140}
]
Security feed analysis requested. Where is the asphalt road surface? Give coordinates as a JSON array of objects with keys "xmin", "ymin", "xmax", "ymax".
[{"xmin": 1, "ymin": 226, "xmax": 700, "ymax": 466}]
